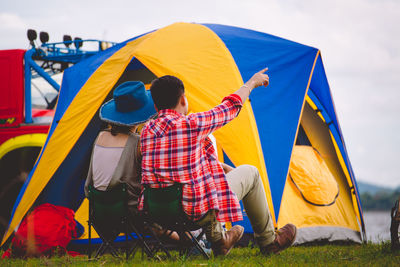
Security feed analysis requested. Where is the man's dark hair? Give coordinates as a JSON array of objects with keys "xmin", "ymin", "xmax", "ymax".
[{"xmin": 150, "ymin": 75, "xmax": 185, "ymax": 110}]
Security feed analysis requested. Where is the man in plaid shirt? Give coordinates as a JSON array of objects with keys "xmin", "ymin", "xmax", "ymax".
[{"xmin": 140, "ymin": 68, "xmax": 297, "ymax": 256}]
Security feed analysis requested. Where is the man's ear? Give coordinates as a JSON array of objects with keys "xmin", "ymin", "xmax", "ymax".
[{"xmin": 179, "ymin": 94, "xmax": 186, "ymax": 106}]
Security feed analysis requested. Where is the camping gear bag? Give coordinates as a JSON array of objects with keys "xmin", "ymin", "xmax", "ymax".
[{"xmin": 3, "ymin": 203, "xmax": 77, "ymax": 258}]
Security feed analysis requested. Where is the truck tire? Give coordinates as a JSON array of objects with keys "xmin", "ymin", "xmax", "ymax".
[{"xmin": 0, "ymin": 147, "xmax": 41, "ymax": 239}]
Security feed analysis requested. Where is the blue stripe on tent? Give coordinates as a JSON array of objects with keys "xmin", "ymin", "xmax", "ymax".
[
  {"xmin": 309, "ymin": 56, "xmax": 342, "ymax": 146},
  {"xmin": 71, "ymin": 233, "xmax": 142, "ymax": 245},
  {"xmin": 204, "ymin": 23, "xmax": 318, "ymax": 218}
]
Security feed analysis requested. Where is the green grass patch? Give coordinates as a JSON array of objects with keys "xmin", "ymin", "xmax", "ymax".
[{"xmin": 1, "ymin": 243, "xmax": 399, "ymax": 267}]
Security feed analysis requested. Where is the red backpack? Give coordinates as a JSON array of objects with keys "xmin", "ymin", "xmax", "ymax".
[{"xmin": 3, "ymin": 203, "xmax": 78, "ymax": 258}]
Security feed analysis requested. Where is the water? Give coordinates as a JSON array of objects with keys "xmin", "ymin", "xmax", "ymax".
[{"xmin": 363, "ymin": 210, "xmax": 392, "ymax": 243}]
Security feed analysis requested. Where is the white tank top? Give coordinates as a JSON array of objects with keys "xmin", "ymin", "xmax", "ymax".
[{"xmin": 92, "ymin": 144, "xmax": 124, "ymax": 191}]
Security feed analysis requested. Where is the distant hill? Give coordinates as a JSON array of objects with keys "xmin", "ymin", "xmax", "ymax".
[{"xmin": 357, "ymin": 181, "xmax": 394, "ymax": 194}]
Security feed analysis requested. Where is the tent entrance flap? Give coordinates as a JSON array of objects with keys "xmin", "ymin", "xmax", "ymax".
[{"xmin": 289, "ymin": 145, "xmax": 339, "ymax": 207}]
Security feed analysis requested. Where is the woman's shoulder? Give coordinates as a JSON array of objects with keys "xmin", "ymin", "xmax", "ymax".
[{"xmin": 96, "ymin": 131, "xmax": 129, "ymax": 147}]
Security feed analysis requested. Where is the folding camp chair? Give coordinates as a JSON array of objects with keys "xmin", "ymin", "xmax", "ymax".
[
  {"xmin": 87, "ymin": 183, "xmax": 154, "ymax": 259},
  {"xmin": 143, "ymin": 183, "xmax": 210, "ymax": 259}
]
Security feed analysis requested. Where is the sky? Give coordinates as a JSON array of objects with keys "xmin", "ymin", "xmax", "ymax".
[{"xmin": 1, "ymin": 0, "xmax": 399, "ymax": 187}]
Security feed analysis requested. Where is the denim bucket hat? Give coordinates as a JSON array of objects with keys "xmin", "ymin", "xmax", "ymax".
[{"xmin": 100, "ymin": 81, "xmax": 156, "ymax": 126}]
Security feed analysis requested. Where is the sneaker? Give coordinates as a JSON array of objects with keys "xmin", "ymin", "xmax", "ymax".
[
  {"xmin": 211, "ymin": 225, "xmax": 244, "ymax": 256},
  {"xmin": 260, "ymin": 223, "xmax": 297, "ymax": 255}
]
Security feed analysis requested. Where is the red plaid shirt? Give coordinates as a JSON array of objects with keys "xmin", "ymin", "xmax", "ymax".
[{"xmin": 138, "ymin": 94, "xmax": 243, "ymax": 222}]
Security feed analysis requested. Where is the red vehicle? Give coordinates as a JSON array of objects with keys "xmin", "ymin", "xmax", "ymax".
[{"xmin": 0, "ymin": 30, "xmax": 115, "ymax": 238}]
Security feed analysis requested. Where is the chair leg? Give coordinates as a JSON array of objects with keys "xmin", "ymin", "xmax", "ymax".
[
  {"xmin": 128, "ymin": 236, "xmax": 140, "ymax": 259},
  {"xmin": 92, "ymin": 224, "xmax": 120, "ymax": 258},
  {"xmin": 124, "ymin": 222, "xmax": 142, "ymax": 260},
  {"xmin": 95, "ymin": 242, "xmax": 106, "ymax": 258},
  {"xmin": 130, "ymin": 222, "xmax": 155, "ymax": 258},
  {"xmin": 88, "ymin": 219, "xmax": 92, "ymax": 259},
  {"xmin": 179, "ymin": 231, "xmax": 187, "ymax": 257},
  {"xmin": 99, "ymin": 238, "xmax": 119, "ymax": 258},
  {"xmin": 186, "ymin": 230, "xmax": 210, "ymax": 259},
  {"xmin": 145, "ymin": 223, "xmax": 172, "ymax": 258},
  {"xmin": 125, "ymin": 221, "xmax": 129, "ymax": 260}
]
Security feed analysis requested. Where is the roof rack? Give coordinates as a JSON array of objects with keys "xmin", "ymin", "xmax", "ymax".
[
  {"xmin": 36, "ymin": 39, "xmax": 116, "ymax": 63},
  {"xmin": 24, "ymin": 29, "xmax": 117, "ymax": 123}
]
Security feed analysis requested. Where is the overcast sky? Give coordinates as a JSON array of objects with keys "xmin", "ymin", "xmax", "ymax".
[{"xmin": 1, "ymin": 0, "xmax": 399, "ymax": 187}]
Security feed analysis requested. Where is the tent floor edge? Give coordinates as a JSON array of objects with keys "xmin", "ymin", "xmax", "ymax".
[{"xmin": 293, "ymin": 226, "xmax": 362, "ymax": 245}]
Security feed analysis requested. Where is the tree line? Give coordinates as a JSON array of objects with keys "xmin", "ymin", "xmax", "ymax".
[{"xmin": 360, "ymin": 190, "xmax": 400, "ymax": 210}]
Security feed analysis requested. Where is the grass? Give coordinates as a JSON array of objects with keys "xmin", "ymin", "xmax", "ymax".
[{"xmin": 1, "ymin": 242, "xmax": 399, "ymax": 267}]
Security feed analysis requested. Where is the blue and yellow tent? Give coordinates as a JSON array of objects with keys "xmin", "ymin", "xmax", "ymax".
[{"xmin": 2, "ymin": 22, "xmax": 366, "ymax": 246}]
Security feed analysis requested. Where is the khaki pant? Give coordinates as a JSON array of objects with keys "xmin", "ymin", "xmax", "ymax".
[{"xmin": 197, "ymin": 165, "xmax": 275, "ymax": 247}]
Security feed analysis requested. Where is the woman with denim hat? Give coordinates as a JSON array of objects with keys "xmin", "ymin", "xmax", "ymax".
[
  {"xmin": 84, "ymin": 81, "xmax": 205, "ymax": 245},
  {"xmin": 84, "ymin": 81, "xmax": 157, "ymax": 215}
]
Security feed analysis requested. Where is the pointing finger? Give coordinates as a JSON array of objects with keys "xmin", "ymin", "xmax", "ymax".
[{"xmin": 259, "ymin": 67, "xmax": 269, "ymax": 74}]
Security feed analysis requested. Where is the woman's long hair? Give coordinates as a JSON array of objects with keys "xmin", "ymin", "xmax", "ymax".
[{"xmin": 109, "ymin": 123, "xmax": 131, "ymax": 136}]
